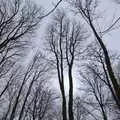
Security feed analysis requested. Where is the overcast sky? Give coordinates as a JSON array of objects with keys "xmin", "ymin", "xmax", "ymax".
[
  {"xmin": 33, "ymin": 0, "xmax": 120, "ymax": 53},
  {"xmin": 29, "ymin": 0, "xmax": 120, "ymax": 94}
]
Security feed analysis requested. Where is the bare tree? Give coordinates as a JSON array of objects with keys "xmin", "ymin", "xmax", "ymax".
[
  {"xmin": 77, "ymin": 41, "xmax": 120, "ymax": 119},
  {"xmin": 45, "ymin": 9, "xmax": 88, "ymax": 120},
  {"xmin": 74, "ymin": 97, "xmax": 99, "ymax": 120},
  {"xmin": 45, "ymin": 10, "xmax": 67, "ymax": 120},
  {"xmin": 0, "ymin": 0, "xmax": 64, "ymax": 119},
  {"xmin": 83, "ymin": 42, "xmax": 120, "ymax": 108},
  {"xmin": 17, "ymin": 52, "xmax": 50, "ymax": 120},
  {"xmin": 25, "ymin": 83, "xmax": 54, "ymax": 120},
  {"xmin": 80, "ymin": 64, "xmax": 109, "ymax": 120},
  {"xmin": 64, "ymin": 20, "xmax": 87, "ymax": 120},
  {"xmin": 0, "ymin": 0, "xmax": 44, "ymax": 102},
  {"xmin": 69, "ymin": 0, "xmax": 120, "ymax": 109},
  {"xmin": 0, "ymin": 51, "xmax": 52, "ymax": 120},
  {"xmin": 0, "ymin": 67, "xmax": 20, "ymax": 119},
  {"xmin": 0, "ymin": 0, "xmax": 43, "ymax": 50},
  {"xmin": 9, "ymin": 58, "xmax": 38, "ymax": 120}
]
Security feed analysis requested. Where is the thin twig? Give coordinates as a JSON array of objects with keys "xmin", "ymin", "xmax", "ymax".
[{"xmin": 40, "ymin": 0, "xmax": 63, "ymax": 19}]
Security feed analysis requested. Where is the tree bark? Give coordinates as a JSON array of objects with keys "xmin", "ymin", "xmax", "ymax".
[
  {"xmin": 68, "ymin": 66, "xmax": 74, "ymax": 120},
  {"xmin": 9, "ymin": 79, "xmax": 26, "ymax": 120},
  {"xmin": 61, "ymin": 87, "xmax": 68, "ymax": 120}
]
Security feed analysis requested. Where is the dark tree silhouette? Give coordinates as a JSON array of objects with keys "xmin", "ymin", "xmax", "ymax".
[{"xmin": 70, "ymin": 0, "xmax": 120, "ymax": 109}]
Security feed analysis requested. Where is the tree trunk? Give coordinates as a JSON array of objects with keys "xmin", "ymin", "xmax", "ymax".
[
  {"xmin": 68, "ymin": 67, "xmax": 74, "ymax": 120},
  {"xmin": 18, "ymin": 78, "xmax": 35, "ymax": 120},
  {"xmin": 100, "ymin": 105, "xmax": 108, "ymax": 120},
  {"xmin": 62, "ymin": 92, "xmax": 68, "ymax": 120},
  {"xmin": 60, "ymin": 83, "xmax": 67, "ymax": 120},
  {"xmin": 9, "ymin": 79, "xmax": 26, "ymax": 120}
]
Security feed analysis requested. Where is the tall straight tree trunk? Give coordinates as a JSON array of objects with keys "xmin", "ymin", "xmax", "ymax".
[
  {"xmin": 56, "ymin": 57, "xmax": 67, "ymax": 120},
  {"xmin": 58, "ymin": 19, "xmax": 68, "ymax": 120},
  {"xmin": 68, "ymin": 66, "xmax": 74, "ymax": 120},
  {"xmin": 61, "ymin": 86, "xmax": 67, "ymax": 120}
]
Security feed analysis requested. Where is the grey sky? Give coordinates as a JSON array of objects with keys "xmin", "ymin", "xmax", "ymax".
[
  {"xmin": 22, "ymin": 0, "xmax": 120, "ymax": 95},
  {"xmin": 34, "ymin": 0, "xmax": 120, "ymax": 52}
]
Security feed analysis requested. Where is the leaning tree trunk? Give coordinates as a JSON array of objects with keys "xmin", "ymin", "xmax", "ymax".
[{"xmin": 88, "ymin": 18, "xmax": 120, "ymax": 109}]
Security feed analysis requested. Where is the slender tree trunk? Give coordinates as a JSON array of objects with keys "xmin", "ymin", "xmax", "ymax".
[
  {"xmin": 0, "ymin": 82, "xmax": 9, "ymax": 98},
  {"xmin": 9, "ymin": 79, "xmax": 25, "ymax": 120},
  {"xmin": 56, "ymin": 55, "xmax": 67, "ymax": 120},
  {"xmin": 18, "ymin": 78, "xmax": 35, "ymax": 120},
  {"xmin": 59, "ymin": 17, "xmax": 68, "ymax": 120},
  {"xmin": 61, "ymin": 88, "xmax": 67, "ymax": 120},
  {"xmin": 33, "ymin": 95, "xmax": 37, "ymax": 120},
  {"xmin": 57, "ymin": 76, "xmax": 67, "ymax": 120},
  {"xmin": 57, "ymin": 73, "xmax": 67, "ymax": 120},
  {"xmin": 68, "ymin": 66, "xmax": 74, "ymax": 120},
  {"xmin": 100, "ymin": 105, "xmax": 108, "ymax": 120}
]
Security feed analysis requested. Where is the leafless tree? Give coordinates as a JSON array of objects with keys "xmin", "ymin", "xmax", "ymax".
[
  {"xmin": 74, "ymin": 97, "xmax": 99, "ymax": 120},
  {"xmin": 45, "ymin": 9, "xmax": 88, "ymax": 120},
  {"xmin": 0, "ymin": 0, "xmax": 64, "ymax": 103},
  {"xmin": 0, "ymin": 0, "xmax": 43, "ymax": 50},
  {"xmin": 69, "ymin": 0, "xmax": 120, "ymax": 109},
  {"xmin": 0, "ymin": 52, "xmax": 50, "ymax": 120},
  {"xmin": 0, "ymin": 67, "xmax": 20, "ymax": 119},
  {"xmin": 77, "ymin": 41, "xmax": 120, "ymax": 119},
  {"xmin": 80, "ymin": 65, "xmax": 109, "ymax": 120},
  {"xmin": 45, "ymin": 10, "xmax": 67, "ymax": 120},
  {"xmin": 24, "ymin": 84, "xmax": 54, "ymax": 120},
  {"xmin": 8, "ymin": 57, "xmax": 39, "ymax": 120},
  {"xmin": 0, "ymin": 0, "xmax": 44, "ymax": 102},
  {"xmin": 17, "ymin": 52, "xmax": 50, "ymax": 120},
  {"xmin": 0, "ymin": 0, "xmax": 64, "ymax": 119},
  {"xmin": 64, "ymin": 18, "xmax": 88, "ymax": 120}
]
